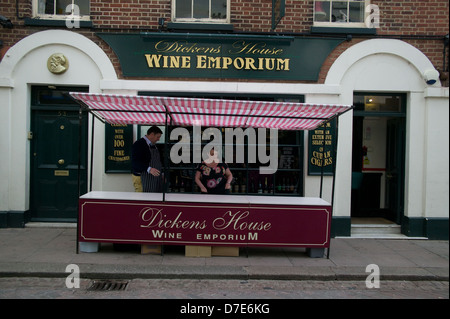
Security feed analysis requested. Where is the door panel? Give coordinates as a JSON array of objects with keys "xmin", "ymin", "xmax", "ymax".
[
  {"xmin": 385, "ymin": 118, "xmax": 405, "ymax": 224},
  {"xmin": 30, "ymin": 110, "xmax": 87, "ymax": 221}
]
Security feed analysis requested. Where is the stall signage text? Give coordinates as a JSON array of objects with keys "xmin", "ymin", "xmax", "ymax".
[
  {"xmin": 79, "ymin": 199, "xmax": 331, "ymax": 247},
  {"xmin": 105, "ymin": 124, "xmax": 133, "ymax": 173},
  {"xmin": 308, "ymin": 120, "xmax": 336, "ymax": 175},
  {"xmin": 140, "ymin": 207, "xmax": 271, "ymax": 242}
]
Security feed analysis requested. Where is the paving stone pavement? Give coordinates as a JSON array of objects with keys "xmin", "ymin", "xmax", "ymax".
[{"xmin": 0, "ymin": 227, "xmax": 448, "ymax": 283}]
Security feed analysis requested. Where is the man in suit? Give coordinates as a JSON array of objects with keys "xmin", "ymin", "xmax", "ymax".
[
  {"xmin": 131, "ymin": 126, "xmax": 163, "ymax": 192},
  {"xmin": 131, "ymin": 126, "xmax": 164, "ymax": 255}
]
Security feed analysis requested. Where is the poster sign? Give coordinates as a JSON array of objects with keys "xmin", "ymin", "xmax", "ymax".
[
  {"xmin": 105, "ymin": 124, "xmax": 133, "ymax": 173},
  {"xmin": 308, "ymin": 119, "xmax": 336, "ymax": 175}
]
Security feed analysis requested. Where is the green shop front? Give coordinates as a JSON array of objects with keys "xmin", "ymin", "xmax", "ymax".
[{"xmin": 1, "ymin": 29, "xmax": 447, "ymax": 240}]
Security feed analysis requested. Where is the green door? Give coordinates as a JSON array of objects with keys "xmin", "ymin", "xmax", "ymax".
[
  {"xmin": 385, "ymin": 118, "xmax": 406, "ymax": 224},
  {"xmin": 30, "ymin": 88, "xmax": 88, "ymax": 222}
]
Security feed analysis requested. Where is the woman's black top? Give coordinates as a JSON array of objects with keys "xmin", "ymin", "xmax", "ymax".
[{"xmin": 196, "ymin": 162, "xmax": 230, "ymax": 194}]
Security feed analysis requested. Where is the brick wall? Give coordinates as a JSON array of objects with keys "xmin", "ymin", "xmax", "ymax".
[
  {"xmin": 1, "ymin": 0, "xmax": 448, "ymax": 84},
  {"xmin": 374, "ymin": 0, "xmax": 449, "ymax": 36},
  {"xmin": 90, "ymin": 0, "xmax": 171, "ymax": 29}
]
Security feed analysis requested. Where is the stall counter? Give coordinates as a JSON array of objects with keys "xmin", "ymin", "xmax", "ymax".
[{"xmin": 78, "ymin": 191, "xmax": 332, "ymax": 257}]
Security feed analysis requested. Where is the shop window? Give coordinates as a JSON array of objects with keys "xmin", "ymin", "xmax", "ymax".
[
  {"xmin": 172, "ymin": 0, "xmax": 229, "ymax": 23},
  {"xmin": 138, "ymin": 93, "xmax": 304, "ymax": 197},
  {"xmin": 33, "ymin": 0, "xmax": 90, "ymax": 19},
  {"xmin": 314, "ymin": 0, "xmax": 369, "ymax": 27},
  {"xmin": 158, "ymin": 125, "xmax": 303, "ymax": 196}
]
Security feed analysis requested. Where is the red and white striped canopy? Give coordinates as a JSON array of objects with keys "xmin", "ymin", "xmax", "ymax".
[{"xmin": 70, "ymin": 92, "xmax": 352, "ymax": 130}]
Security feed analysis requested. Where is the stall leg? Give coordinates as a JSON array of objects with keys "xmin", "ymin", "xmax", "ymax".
[
  {"xmin": 79, "ymin": 242, "xmax": 99, "ymax": 253},
  {"xmin": 306, "ymin": 248, "xmax": 325, "ymax": 258}
]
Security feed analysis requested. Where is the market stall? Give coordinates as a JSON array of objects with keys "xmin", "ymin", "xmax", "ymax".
[{"xmin": 70, "ymin": 93, "xmax": 353, "ymax": 258}]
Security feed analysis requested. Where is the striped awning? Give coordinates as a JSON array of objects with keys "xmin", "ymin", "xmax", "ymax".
[{"xmin": 69, "ymin": 92, "xmax": 352, "ymax": 130}]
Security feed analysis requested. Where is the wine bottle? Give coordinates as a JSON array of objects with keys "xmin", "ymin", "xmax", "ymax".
[
  {"xmin": 276, "ymin": 179, "xmax": 282, "ymax": 193},
  {"xmin": 241, "ymin": 176, "xmax": 246, "ymax": 193},
  {"xmin": 180, "ymin": 179, "xmax": 185, "ymax": 193},
  {"xmin": 234, "ymin": 175, "xmax": 239, "ymax": 193},
  {"xmin": 263, "ymin": 177, "xmax": 268, "ymax": 193},
  {"xmin": 174, "ymin": 176, "xmax": 179, "ymax": 192}
]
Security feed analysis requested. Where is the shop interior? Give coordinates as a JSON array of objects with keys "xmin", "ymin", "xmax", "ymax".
[{"xmin": 351, "ymin": 93, "xmax": 406, "ymax": 229}]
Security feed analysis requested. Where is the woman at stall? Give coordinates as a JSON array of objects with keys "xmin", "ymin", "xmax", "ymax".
[{"xmin": 195, "ymin": 148, "xmax": 233, "ymax": 194}]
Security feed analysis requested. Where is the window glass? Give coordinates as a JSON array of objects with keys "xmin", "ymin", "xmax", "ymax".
[
  {"xmin": 174, "ymin": 0, "xmax": 228, "ymax": 21},
  {"xmin": 354, "ymin": 95, "xmax": 403, "ymax": 113},
  {"xmin": 314, "ymin": 1, "xmax": 330, "ymax": 22},
  {"xmin": 211, "ymin": 0, "xmax": 227, "ymax": 19},
  {"xmin": 331, "ymin": 1, "xmax": 348, "ymax": 23},
  {"xmin": 314, "ymin": 0, "xmax": 367, "ymax": 24},
  {"xmin": 193, "ymin": 0, "xmax": 209, "ymax": 18},
  {"xmin": 33, "ymin": 86, "xmax": 88, "ymax": 106},
  {"xmin": 36, "ymin": 0, "xmax": 89, "ymax": 16},
  {"xmin": 77, "ymin": 0, "xmax": 90, "ymax": 15},
  {"xmin": 56, "ymin": 0, "xmax": 72, "ymax": 15},
  {"xmin": 176, "ymin": 0, "xmax": 192, "ymax": 18},
  {"xmin": 349, "ymin": 1, "xmax": 364, "ymax": 22}
]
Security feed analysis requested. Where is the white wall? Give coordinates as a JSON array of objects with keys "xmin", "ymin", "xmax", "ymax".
[
  {"xmin": 0, "ymin": 30, "xmax": 116, "ymax": 212},
  {"xmin": 1, "ymin": 33, "xmax": 448, "ymax": 223},
  {"xmin": 326, "ymin": 38, "xmax": 449, "ymax": 220},
  {"xmin": 424, "ymin": 88, "xmax": 450, "ymax": 218}
]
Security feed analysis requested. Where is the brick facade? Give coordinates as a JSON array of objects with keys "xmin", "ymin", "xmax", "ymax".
[{"xmin": 1, "ymin": 0, "xmax": 448, "ymax": 84}]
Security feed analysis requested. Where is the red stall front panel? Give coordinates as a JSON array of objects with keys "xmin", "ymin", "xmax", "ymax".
[{"xmin": 78, "ymin": 192, "xmax": 331, "ymax": 248}]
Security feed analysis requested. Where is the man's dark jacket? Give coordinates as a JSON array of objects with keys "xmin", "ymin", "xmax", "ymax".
[{"xmin": 131, "ymin": 137, "xmax": 151, "ymax": 175}]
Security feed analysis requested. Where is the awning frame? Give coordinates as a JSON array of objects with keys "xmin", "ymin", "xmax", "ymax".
[
  {"xmin": 70, "ymin": 92, "xmax": 354, "ymax": 258},
  {"xmin": 69, "ymin": 92, "xmax": 352, "ymax": 130}
]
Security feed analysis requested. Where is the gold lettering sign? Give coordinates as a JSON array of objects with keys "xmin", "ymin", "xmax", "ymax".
[
  {"xmin": 308, "ymin": 121, "xmax": 336, "ymax": 175},
  {"xmin": 97, "ymin": 33, "xmax": 346, "ymax": 80},
  {"xmin": 144, "ymin": 40, "xmax": 290, "ymax": 72},
  {"xmin": 105, "ymin": 123, "xmax": 133, "ymax": 173},
  {"xmin": 109, "ymin": 124, "xmax": 130, "ymax": 162}
]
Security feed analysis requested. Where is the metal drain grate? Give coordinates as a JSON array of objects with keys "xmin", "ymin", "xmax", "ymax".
[{"xmin": 87, "ymin": 280, "xmax": 129, "ymax": 291}]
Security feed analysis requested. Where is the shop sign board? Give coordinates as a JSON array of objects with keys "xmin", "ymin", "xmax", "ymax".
[
  {"xmin": 79, "ymin": 198, "xmax": 331, "ymax": 248},
  {"xmin": 97, "ymin": 33, "xmax": 343, "ymax": 81}
]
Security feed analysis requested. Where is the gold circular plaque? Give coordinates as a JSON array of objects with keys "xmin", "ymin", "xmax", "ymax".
[{"xmin": 47, "ymin": 53, "xmax": 69, "ymax": 74}]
